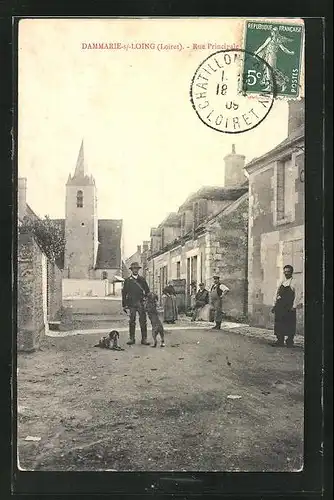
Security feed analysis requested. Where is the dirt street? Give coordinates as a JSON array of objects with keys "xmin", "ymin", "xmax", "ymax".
[{"xmin": 17, "ymin": 327, "xmax": 304, "ymax": 472}]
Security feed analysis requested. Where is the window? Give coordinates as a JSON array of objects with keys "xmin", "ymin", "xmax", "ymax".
[
  {"xmin": 77, "ymin": 190, "xmax": 83, "ymax": 208},
  {"xmin": 191, "ymin": 255, "xmax": 198, "ymax": 285},
  {"xmin": 200, "ymin": 252, "xmax": 204, "ymax": 283},
  {"xmin": 275, "ymin": 158, "xmax": 295, "ymax": 223},
  {"xmin": 187, "ymin": 258, "xmax": 191, "ymax": 295},
  {"xmin": 160, "ymin": 266, "xmax": 168, "ymax": 292},
  {"xmin": 176, "ymin": 261, "xmax": 181, "ymax": 279},
  {"xmin": 102, "ymin": 271, "xmax": 108, "ymax": 280}
]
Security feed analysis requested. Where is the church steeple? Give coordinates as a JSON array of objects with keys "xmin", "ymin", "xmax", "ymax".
[
  {"xmin": 67, "ymin": 140, "xmax": 95, "ymax": 186},
  {"xmin": 64, "ymin": 138, "xmax": 98, "ymax": 278},
  {"xmin": 74, "ymin": 140, "xmax": 85, "ymax": 178}
]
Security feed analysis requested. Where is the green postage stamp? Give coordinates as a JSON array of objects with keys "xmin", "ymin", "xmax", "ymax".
[{"xmin": 242, "ymin": 20, "xmax": 304, "ymax": 99}]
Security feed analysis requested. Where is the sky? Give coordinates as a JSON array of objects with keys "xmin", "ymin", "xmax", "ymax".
[{"xmin": 18, "ymin": 18, "xmax": 290, "ymax": 259}]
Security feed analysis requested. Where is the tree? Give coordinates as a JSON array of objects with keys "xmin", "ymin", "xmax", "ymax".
[{"xmin": 19, "ymin": 215, "xmax": 65, "ymax": 267}]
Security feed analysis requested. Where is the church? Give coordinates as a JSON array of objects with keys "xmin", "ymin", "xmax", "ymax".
[{"xmin": 53, "ymin": 141, "xmax": 124, "ymax": 295}]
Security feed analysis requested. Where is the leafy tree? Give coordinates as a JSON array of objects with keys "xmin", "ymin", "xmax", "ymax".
[{"xmin": 19, "ymin": 215, "xmax": 65, "ymax": 267}]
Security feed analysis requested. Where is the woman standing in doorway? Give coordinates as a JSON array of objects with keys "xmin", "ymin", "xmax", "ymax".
[{"xmin": 162, "ymin": 284, "xmax": 178, "ymax": 324}]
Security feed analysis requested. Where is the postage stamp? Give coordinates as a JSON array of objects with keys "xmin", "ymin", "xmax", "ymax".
[
  {"xmin": 190, "ymin": 48, "xmax": 275, "ymax": 134},
  {"xmin": 242, "ymin": 20, "xmax": 304, "ymax": 99}
]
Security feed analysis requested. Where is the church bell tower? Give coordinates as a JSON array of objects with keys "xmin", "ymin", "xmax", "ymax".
[{"xmin": 64, "ymin": 141, "xmax": 98, "ymax": 278}]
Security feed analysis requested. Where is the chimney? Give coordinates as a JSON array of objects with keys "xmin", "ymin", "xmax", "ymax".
[
  {"xmin": 150, "ymin": 228, "xmax": 161, "ymax": 253},
  {"xmin": 288, "ymin": 98, "xmax": 304, "ymax": 136},
  {"xmin": 18, "ymin": 178, "xmax": 27, "ymax": 221},
  {"xmin": 142, "ymin": 241, "xmax": 150, "ymax": 252},
  {"xmin": 137, "ymin": 245, "xmax": 141, "ymax": 254},
  {"xmin": 223, "ymin": 144, "xmax": 246, "ymax": 188}
]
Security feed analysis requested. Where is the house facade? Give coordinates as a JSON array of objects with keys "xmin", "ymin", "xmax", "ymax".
[
  {"xmin": 124, "ymin": 241, "xmax": 150, "ymax": 278},
  {"xmin": 245, "ymin": 100, "xmax": 305, "ymax": 333},
  {"xmin": 145, "ymin": 145, "xmax": 249, "ymax": 320}
]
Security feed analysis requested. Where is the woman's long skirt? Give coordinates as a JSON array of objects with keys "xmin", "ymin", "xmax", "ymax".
[{"xmin": 163, "ymin": 295, "xmax": 178, "ymax": 322}]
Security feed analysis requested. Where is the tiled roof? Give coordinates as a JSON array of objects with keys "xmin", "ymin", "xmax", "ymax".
[
  {"xmin": 96, "ymin": 219, "xmax": 123, "ymax": 269},
  {"xmin": 158, "ymin": 212, "xmax": 180, "ymax": 228},
  {"xmin": 52, "ymin": 218, "xmax": 122, "ymax": 270},
  {"xmin": 148, "ymin": 188, "xmax": 248, "ymax": 259},
  {"xmin": 179, "ymin": 184, "xmax": 248, "ymax": 211},
  {"xmin": 25, "ymin": 204, "xmax": 40, "ymax": 222},
  {"xmin": 245, "ymin": 125, "xmax": 304, "ymax": 172},
  {"xmin": 150, "ymin": 227, "xmax": 161, "ymax": 236}
]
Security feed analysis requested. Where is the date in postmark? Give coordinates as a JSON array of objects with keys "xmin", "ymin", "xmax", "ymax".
[
  {"xmin": 242, "ymin": 20, "xmax": 304, "ymax": 99},
  {"xmin": 190, "ymin": 49, "xmax": 276, "ymax": 134}
]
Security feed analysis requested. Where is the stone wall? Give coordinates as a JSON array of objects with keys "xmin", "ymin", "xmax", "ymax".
[
  {"xmin": 47, "ymin": 260, "xmax": 63, "ymax": 321},
  {"xmin": 207, "ymin": 194, "xmax": 249, "ymax": 320},
  {"xmin": 18, "ymin": 233, "xmax": 46, "ymax": 352},
  {"xmin": 62, "ymin": 278, "xmax": 109, "ymax": 298}
]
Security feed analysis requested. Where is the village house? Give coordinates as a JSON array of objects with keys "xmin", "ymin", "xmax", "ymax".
[
  {"xmin": 145, "ymin": 145, "xmax": 249, "ymax": 319},
  {"xmin": 18, "ymin": 178, "xmax": 63, "ymax": 352},
  {"xmin": 244, "ymin": 99, "xmax": 305, "ymax": 333},
  {"xmin": 124, "ymin": 241, "xmax": 150, "ymax": 278},
  {"xmin": 52, "ymin": 141, "xmax": 124, "ymax": 297}
]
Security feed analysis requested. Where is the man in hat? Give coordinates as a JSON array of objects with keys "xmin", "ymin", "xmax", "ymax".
[
  {"xmin": 122, "ymin": 262, "xmax": 150, "ymax": 345},
  {"xmin": 210, "ymin": 275, "xmax": 230, "ymax": 330},
  {"xmin": 271, "ymin": 264, "xmax": 303, "ymax": 347}
]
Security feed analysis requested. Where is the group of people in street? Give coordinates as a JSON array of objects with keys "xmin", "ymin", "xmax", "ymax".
[
  {"xmin": 121, "ymin": 261, "xmax": 231, "ymax": 344},
  {"xmin": 121, "ymin": 261, "xmax": 302, "ymax": 348},
  {"xmin": 190, "ymin": 277, "xmax": 230, "ymax": 330}
]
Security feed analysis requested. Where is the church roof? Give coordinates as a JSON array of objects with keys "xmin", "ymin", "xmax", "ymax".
[
  {"xmin": 96, "ymin": 219, "xmax": 123, "ymax": 270},
  {"xmin": 52, "ymin": 219, "xmax": 123, "ymax": 270},
  {"xmin": 74, "ymin": 140, "xmax": 85, "ymax": 177}
]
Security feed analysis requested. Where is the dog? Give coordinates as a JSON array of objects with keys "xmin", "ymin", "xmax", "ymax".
[
  {"xmin": 145, "ymin": 292, "xmax": 165, "ymax": 348},
  {"xmin": 94, "ymin": 330, "xmax": 124, "ymax": 350}
]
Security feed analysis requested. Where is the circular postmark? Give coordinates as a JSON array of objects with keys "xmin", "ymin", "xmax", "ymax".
[{"xmin": 190, "ymin": 49, "xmax": 277, "ymax": 134}]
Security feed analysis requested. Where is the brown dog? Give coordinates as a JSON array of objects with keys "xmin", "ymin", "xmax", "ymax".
[
  {"xmin": 94, "ymin": 330, "xmax": 124, "ymax": 350},
  {"xmin": 145, "ymin": 293, "xmax": 165, "ymax": 347}
]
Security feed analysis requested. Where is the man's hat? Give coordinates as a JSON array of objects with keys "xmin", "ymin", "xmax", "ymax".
[
  {"xmin": 212, "ymin": 275, "xmax": 220, "ymax": 279},
  {"xmin": 129, "ymin": 261, "xmax": 142, "ymax": 269}
]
